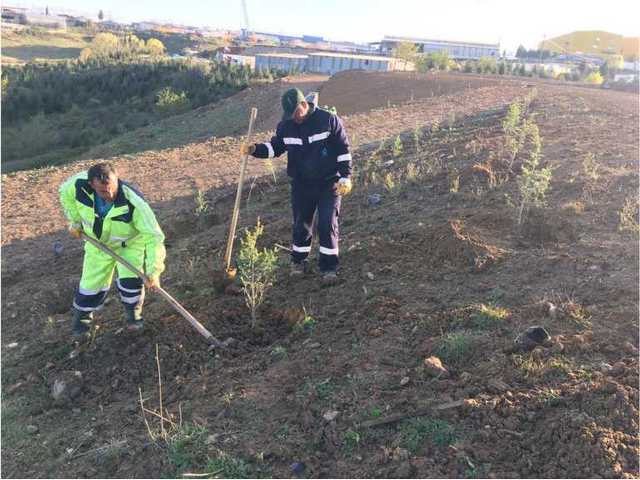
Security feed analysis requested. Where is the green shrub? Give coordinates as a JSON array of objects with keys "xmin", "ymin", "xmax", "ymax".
[
  {"xmin": 392, "ymin": 135, "xmax": 403, "ymax": 157},
  {"xmin": 237, "ymin": 219, "xmax": 278, "ymax": 327},
  {"xmin": 516, "ymin": 120, "xmax": 552, "ymax": 225},
  {"xmin": 156, "ymin": 86, "xmax": 190, "ymax": 116},
  {"xmin": 585, "ymin": 71, "xmax": 604, "ymax": 85},
  {"xmin": 582, "ymin": 152, "xmax": 600, "ymax": 181},
  {"xmin": 415, "ymin": 51, "xmax": 450, "ymax": 72},
  {"xmin": 146, "ymin": 38, "xmax": 165, "ymax": 56},
  {"xmin": 478, "ymin": 56, "xmax": 497, "ymax": 74},
  {"xmin": 343, "ymin": 429, "xmax": 361, "ymax": 453},
  {"xmin": 194, "ymin": 189, "xmax": 209, "ymax": 216},
  {"xmin": 434, "ymin": 332, "xmax": 476, "ymax": 366},
  {"xmin": 618, "ymin": 197, "xmax": 640, "ymax": 234},
  {"xmin": 503, "ymin": 101, "xmax": 524, "ymax": 164},
  {"xmin": 400, "ymin": 418, "xmax": 457, "ymax": 453},
  {"xmin": 471, "ymin": 304, "xmax": 509, "ymax": 329},
  {"xmin": 167, "ymin": 424, "xmax": 208, "ymax": 475}
]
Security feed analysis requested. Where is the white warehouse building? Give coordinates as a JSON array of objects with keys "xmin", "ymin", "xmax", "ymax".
[
  {"xmin": 253, "ymin": 51, "xmax": 413, "ymax": 74},
  {"xmin": 380, "ymin": 35, "xmax": 500, "ymax": 60},
  {"xmin": 306, "ymin": 52, "xmax": 411, "ymax": 75},
  {"xmin": 255, "ymin": 53, "xmax": 308, "ymax": 73}
]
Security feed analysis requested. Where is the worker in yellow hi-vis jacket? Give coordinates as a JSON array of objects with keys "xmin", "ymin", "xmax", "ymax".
[{"xmin": 59, "ymin": 162, "xmax": 165, "ymax": 336}]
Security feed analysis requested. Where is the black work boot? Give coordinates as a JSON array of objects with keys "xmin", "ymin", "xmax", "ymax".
[
  {"xmin": 71, "ymin": 309, "xmax": 93, "ymax": 337},
  {"xmin": 124, "ymin": 306, "xmax": 144, "ymax": 332},
  {"xmin": 320, "ymin": 270, "xmax": 338, "ymax": 285},
  {"xmin": 290, "ymin": 260, "xmax": 308, "ymax": 277}
]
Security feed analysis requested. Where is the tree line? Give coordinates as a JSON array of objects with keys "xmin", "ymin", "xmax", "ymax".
[
  {"xmin": 2, "ymin": 56, "xmax": 263, "ymax": 125},
  {"xmin": 392, "ymin": 42, "xmax": 612, "ymax": 83},
  {"xmin": 0, "ymin": 54, "xmax": 276, "ymax": 168}
]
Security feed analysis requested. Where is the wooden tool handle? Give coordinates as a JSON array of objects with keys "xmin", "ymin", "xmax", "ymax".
[
  {"xmin": 224, "ymin": 107, "xmax": 258, "ymax": 273},
  {"xmin": 80, "ymin": 232, "xmax": 221, "ymax": 345}
]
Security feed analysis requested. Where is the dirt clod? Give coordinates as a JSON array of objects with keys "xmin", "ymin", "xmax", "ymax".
[
  {"xmin": 424, "ymin": 356, "xmax": 449, "ymax": 378},
  {"xmin": 487, "ymin": 379, "xmax": 510, "ymax": 394},
  {"xmin": 50, "ymin": 370, "xmax": 84, "ymax": 406}
]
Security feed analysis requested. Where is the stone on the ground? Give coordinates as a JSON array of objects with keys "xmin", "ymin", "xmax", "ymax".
[
  {"xmin": 323, "ymin": 410, "xmax": 339, "ymax": 421},
  {"xmin": 423, "ymin": 356, "xmax": 449, "ymax": 378},
  {"xmin": 51, "ymin": 370, "xmax": 83, "ymax": 406},
  {"xmin": 487, "ymin": 378, "xmax": 509, "ymax": 394},
  {"xmin": 514, "ymin": 326, "xmax": 551, "ymax": 351},
  {"xmin": 368, "ymin": 194, "xmax": 382, "ymax": 206}
]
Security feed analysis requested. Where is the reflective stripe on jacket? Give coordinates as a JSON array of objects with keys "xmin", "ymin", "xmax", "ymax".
[{"xmin": 253, "ymin": 106, "xmax": 352, "ymax": 184}]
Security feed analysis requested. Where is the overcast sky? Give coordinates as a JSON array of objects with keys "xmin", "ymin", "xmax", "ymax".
[{"xmin": 12, "ymin": 0, "xmax": 640, "ymax": 53}]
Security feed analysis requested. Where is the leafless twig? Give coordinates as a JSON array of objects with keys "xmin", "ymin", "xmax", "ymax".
[{"xmin": 156, "ymin": 344, "xmax": 165, "ymax": 440}]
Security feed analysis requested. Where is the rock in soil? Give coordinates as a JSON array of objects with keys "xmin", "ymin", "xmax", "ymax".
[
  {"xmin": 392, "ymin": 462, "xmax": 415, "ymax": 478},
  {"xmin": 423, "ymin": 356, "xmax": 449, "ymax": 378},
  {"xmin": 290, "ymin": 462, "xmax": 306, "ymax": 476},
  {"xmin": 610, "ymin": 362, "xmax": 627, "ymax": 376},
  {"xmin": 323, "ymin": 410, "xmax": 339, "ymax": 422},
  {"xmin": 622, "ymin": 341, "xmax": 639, "ymax": 355},
  {"xmin": 513, "ymin": 325, "xmax": 551, "ymax": 351},
  {"xmin": 487, "ymin": 378, "xmax": 510, "ymax": 394},
  {"xmin": 392, "ymin": 447, "xmax": 410, "ymax": 461},
  {"xmin": 368, "ymin": 194, "xmax": 382, "ymax": 206},
  {"xmin": 50, "ymin": 370, "xmax": 84, "ymax": 406}
]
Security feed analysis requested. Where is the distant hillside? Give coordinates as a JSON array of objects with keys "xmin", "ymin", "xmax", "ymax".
[
  {"xmin": 84, "ymin": 75, "xmax": 327, "ymax": 160},
  {"xmin": 1, "ymin": 58, "xmax": 264, "ymax": 172},
  {"xmin": 0, "ymin": 27, "xmax": 226, "ymax": 64},
  {"xmin": 1, "ymin": 27, "xmax": 91, "ymax": 63},
  {"xmin": 84, "ymin": 71, "xmax": 500, "ymax": 161},
  {"xmin": 134, "ymin": 31, "xmax": 225, "ymax": 56},
  {"xmin": 542, "ymin": 30, "xmax": 639, "ymax": 61}
]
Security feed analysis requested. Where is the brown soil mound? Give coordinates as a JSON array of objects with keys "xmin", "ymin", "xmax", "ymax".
[
  {"xmin": 521, "ymin": 207, "xmax": 579, "ymax": 245},
  {"xmin": 423, "ymin": 219, "xmax": 504, "ymax": 271},
  {"xmin": 320, "ymin": 71, "xmax": 503, "ymax": 116}
]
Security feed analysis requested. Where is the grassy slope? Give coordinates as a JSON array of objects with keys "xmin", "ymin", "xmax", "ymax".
[
  {"xmin": 83, "ymin": 77, "xmax": 323, "ymax": 161},
  {"xmin": 1, "ymin": 27, "xmax": 92, "ymax": 63},
  {"xmin": 0, "ymin": 27, "xmax": 223, "ymax": 64}
]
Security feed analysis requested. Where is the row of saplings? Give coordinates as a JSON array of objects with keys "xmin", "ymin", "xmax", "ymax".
[
  {"xmin": 231, "ymin": 88, "xmax": 640, "ymax": 327},
  {"xmin": 232, "ymin": 91, "xmax": 549, "ymax": 328}
]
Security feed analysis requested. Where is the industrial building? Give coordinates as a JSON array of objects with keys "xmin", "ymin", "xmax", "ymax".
[
  {"xmin": 379, "ymin": 35, "xmax": 500, "ymax": 60},
  {"xmin": 255, "ymin": 53, "xmax": 309, "ymax": 73},
  {"xmin": 253, "ymin": 51, "xmax": 413, "ymax": 75},
  {"xmin": 306, "ymin": 52, "xmax": 409, "ymax": 74}
]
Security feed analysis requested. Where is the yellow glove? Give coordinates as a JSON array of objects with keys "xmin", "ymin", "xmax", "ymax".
[
  {"xmin": 145, "ymin": 274, "xmax": 161, "ymax": 291},
  {"xmin": 336, "ymin": 177, "xmax": 353, "ymax": 196},
  {"xmin": 240, "ymin": 143, "xmax": 256, "ymax": 156},
  {"xmin": 69, "ymin": 226, "xmax": 83, "ymax": 239}
]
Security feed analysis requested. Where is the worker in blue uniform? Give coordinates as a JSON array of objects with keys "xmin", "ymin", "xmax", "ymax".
[{"xmin": 241, "ymin": 88, "xmax": 353, "ymax": 284}]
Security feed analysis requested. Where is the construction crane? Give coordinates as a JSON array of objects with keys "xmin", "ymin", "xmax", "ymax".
[{"xmin": 241, "ymin": 0, "xmax": 252, "ymax": 41}]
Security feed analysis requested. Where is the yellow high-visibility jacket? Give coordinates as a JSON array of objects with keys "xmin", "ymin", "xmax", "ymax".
[{"xmin": 59, "ymin": 171, "xmax": 165, "ymax": 277}]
